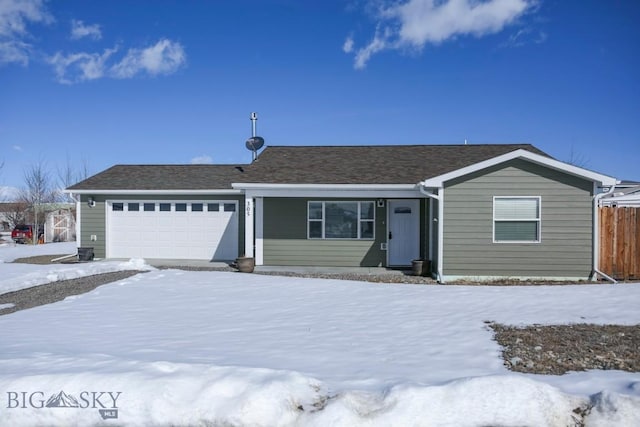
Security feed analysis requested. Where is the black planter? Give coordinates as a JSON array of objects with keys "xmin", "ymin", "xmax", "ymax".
[{"xmin": 77, "ymin": 247, "xmax": 94, "ymax": 261}]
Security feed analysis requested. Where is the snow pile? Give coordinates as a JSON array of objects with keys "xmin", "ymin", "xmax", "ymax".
[
  {"xmin": 118, "ymin": 258, "xmax": 151, "ymax": 270},
  {"xmin": 588, "ymin": 390, "xmax": 640, "ymax": 426},
  {"xmin": 0, "ymin": 363, "xmax": 326, "ymax": 427},
  {"xmin": 306, "ymin": 376, "xmax": 590, "ymax": 427},
  {"xmin": 1, "ymin": 366, "xmax": 638, "ymax": 426}
]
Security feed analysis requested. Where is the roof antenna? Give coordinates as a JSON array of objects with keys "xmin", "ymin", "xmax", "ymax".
[{"xmin": 245, "ymin": 112, "xmax": 265, "ymax": 161}]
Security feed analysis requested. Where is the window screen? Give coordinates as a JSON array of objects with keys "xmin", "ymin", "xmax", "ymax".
[{"xmin": 494, "ymin": 197, "xmax": 540, "ymax": 242}]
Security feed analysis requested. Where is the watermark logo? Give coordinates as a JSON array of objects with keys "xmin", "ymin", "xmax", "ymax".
[
  {"xmin": 46, "ymin": 391, "xmax": 79, "ymax": 408},
  {"xmin": 7, "ymin": 390, "xmax": 121, "ymax": 420}
]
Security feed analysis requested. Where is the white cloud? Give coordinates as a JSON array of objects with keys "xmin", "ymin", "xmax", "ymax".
[
  {"xmin": 111, "ymin": 39, "xmax": 186, "ymax": 79},
  {"xmin": 0, "ymin": 0, "xmax": 53, "ymax": 66},
  {"xmin": 12, "ymin": 144, "xmax": 21, "ymax": 151},
  {"xmin": 0, "ymin": 0, "xmax": 51, "ymax": 37},
  {"xmin": 354, "ymin": 25, "xmax": 392, "ymax": 70},
  {"xmin": 48, "ymin": 46, "xmax": 117, "ymax": 84},
  {"xmin": 0, "ymin": 39, "xmax": 29, "ymax": 65},
  {"xmin": 191, "ymin": 155, "xmax": 213, "ymax": 165},
  {"xmin": 347, "ymin": 0, "xmax": 535, "ymax": 69},
  {"xmin": 70, "ymin": 19, "xmax": 101, "ymax": 40},
  {"xmin": 342, "ymin": 35, "xmax": 354, "ymax": 53},
  {"xmin": 501, "ymin": 27, "xmax": 546, "ymax": 48},
  {"xmin": 47, "ymin": 38, "xmax": 186, "ymax": 84},
  {"xmin": 0, "ymin": 1, "xmax": 185, "ymax": 83}
]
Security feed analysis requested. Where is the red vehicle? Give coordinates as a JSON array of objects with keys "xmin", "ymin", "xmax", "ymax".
[{"xmin": 11, "ymin": 224, "xmax": 44, "ymax": 244}]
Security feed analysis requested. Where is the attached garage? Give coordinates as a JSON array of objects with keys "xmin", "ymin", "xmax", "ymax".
[{"xmin": 107, "ymin": 200, "xmax": 238, "ymax": 260}]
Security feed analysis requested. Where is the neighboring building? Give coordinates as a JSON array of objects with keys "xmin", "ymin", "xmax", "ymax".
[
  {"xmin": 44, "ymin": 208, "xmax": 76, "ymax": 243},
  {"xmin": 0, "ymin": 202, "xmax": 75, "ymax": 243},
  {"xmin": 66, "ymin": 144, "xmax": 618, "ymax": 283},
  {"xmin": 600, "ymin": 182, "xmax": 640, "ymax": 207}
]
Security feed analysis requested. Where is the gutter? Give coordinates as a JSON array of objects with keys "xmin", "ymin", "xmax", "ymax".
[
  {"xmin": 63, "ymin": 189, "xmax": 243, "ymax": 195},
  {"xmin": 68, "ymin": 192, "xmax": 81, "ymax": 248},
  {"xmin": 232, "ymin": 183, "xmax": 417, "ymax": 190},
  {"xmin": 67, "ymin": 192, "xmax": 79, "ymax": 203},
  {"xmin": 591, "ymin": 183, "xmax": 618, "ymax": 283},
  {"xmin": 418, "ymin": 183, "xmax": 444, "ymax": 283}
]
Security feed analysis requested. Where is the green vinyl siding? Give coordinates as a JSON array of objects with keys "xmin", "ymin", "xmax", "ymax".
[
  {"xmin": 442, "ymin": 159, "xmax": 594, "ymax": 278},
  {"xmin": 263, "ymin": 198, "xmax": 387, "ymax": 267},
  {"xmin": 79, "ymin": 195, "xmax": 106, "ymax": 258},
  {"xmin": 79, "ymin": 194, "xmax": 244, "ymax": 259}
]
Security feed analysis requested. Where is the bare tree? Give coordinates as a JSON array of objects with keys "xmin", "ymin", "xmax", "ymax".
[
  {"xmin": 57, "ymin": 155, "xmax": 91, "ymax": 202},
  {"xmin": 2, "ymin": 201, "xmax": 29, "ymax": 227},
  {"xmin": 565, "ymin": 145, "xmax": 590, "ymax": 169},
  {"xmin": 0, "ymin": 159, "xmax": 6, "ymax": 202},
  {"xmin": 57, "ymin": 156, "xmax": 76, "ymax": 202},
  {"xmin": 80, "ymin": 155, "xmax": 91, "ymax": 182},
  {"xmin": 21, "ymin": 160, "xmax": 58, "ymax": 244}
]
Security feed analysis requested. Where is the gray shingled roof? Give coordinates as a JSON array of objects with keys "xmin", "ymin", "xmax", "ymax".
[
  {"xmin": 67, "ymin": 164, "xmax": 247, "ymax": 190},
  {"xmin": 241, "ymin": 144, "xmax": 549, "ymax": 184},
  {"xmin": 67, "ymin": 144, "xmax": 549, "ymax": 190}
]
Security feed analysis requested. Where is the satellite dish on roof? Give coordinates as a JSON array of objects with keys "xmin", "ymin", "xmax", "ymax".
[
  {"xmin": 246, "ymin": 136, "xmax": 264, "ymax": 151},
  {"xmin": 245, "ymin": 112, "xmax": 265, "ymax": 161}
]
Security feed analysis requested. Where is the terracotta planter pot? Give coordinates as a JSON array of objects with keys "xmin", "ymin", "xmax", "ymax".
[{"xmin": 236, "ymin": 257, "xmax": 255, "ymax": 273}]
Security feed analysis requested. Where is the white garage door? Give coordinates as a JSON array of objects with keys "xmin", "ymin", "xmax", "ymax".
[{"xmin": 107, "ymin": 201, "xmax": 238, "ymax": 260}]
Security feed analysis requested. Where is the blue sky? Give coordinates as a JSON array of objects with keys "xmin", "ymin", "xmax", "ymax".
[{"xmin": 1, "ymin": 0, "xmax": 638, "ymax": 196}]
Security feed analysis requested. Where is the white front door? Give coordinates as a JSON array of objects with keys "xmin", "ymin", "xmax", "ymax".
[{"xmin": 388, "ymin": 199, "xmax": 420, "ymax": 266}]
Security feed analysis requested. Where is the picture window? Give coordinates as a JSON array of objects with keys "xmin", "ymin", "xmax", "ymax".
[{"xmin": 308, "ymin": 201, "xmax": 375, "ymax": 239}]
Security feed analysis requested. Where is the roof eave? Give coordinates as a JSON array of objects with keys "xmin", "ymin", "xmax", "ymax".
[
  {"xmin": 231, "ymin": 183, "xmax": 418, "ymax": 190},
  {"xmin": 64, "ymin": 189, "xmax": 243, "ymax": 195},
  {"xmin": 420, "ymin": 149, "xmax": 619, "ymax": 188}
]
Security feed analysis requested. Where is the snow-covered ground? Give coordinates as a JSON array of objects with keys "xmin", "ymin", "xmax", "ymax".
[
  {"xmin": 0, "ymin": 241, "xmax": 153, "ymax": 294},
  {"xmin": 0, "ymin": 243, "xmax": 639, "ymax": 426}
]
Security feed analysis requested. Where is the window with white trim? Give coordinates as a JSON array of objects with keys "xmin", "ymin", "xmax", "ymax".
[
  {"xmin": 493, "ymin": 197, "xmax": 541, "ymax": 243},
  {"xmin": 308, "ymin": 201, "xmax": 375, "ymax": 239}
]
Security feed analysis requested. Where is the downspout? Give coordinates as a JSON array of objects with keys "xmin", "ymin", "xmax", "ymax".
[
  {"xmin": 592, "ymin": 183, "xmax": 617, "ymax": 283},
  {"xmin": 68, "ymin": 192, "xmax": 81, "ymax": 249},
  {"xmin": 418, "ymin": 184, "xmax": 444, "ymax": 283}
]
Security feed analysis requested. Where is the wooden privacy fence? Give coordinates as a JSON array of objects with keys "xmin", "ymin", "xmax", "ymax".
[{"xmin": 599, "ymin": 207, "xmax": 640, "ymax": 280}]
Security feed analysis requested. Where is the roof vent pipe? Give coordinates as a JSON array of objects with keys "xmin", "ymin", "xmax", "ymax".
[{"xmin": 250, "ymin": 112, "xmax": 257, "ymax": 138}]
